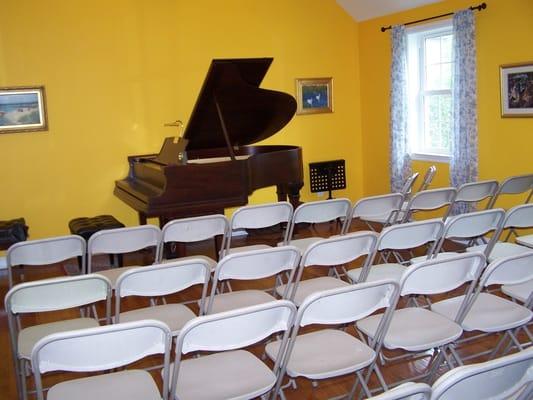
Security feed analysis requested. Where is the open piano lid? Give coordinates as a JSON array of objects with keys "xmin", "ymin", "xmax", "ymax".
[{"xmin": 183, "ymin": 58, "xmax": 297, "ymax": 151}]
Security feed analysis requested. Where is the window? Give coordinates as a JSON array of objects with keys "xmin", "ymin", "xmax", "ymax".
[{"xmin": 407, "ymin": 21, "xmax": 453, "ymax": 162}]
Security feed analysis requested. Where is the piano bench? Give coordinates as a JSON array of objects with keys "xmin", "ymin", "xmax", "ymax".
[{"xmin": 69, "ymin": 215, "xmax": 125, "ymax": 241}]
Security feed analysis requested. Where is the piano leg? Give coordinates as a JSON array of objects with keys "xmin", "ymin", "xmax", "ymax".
[
  {"xmin": 276, "ymin": 184, "xmax": 288, "ymax": 202},
  {"xmin": 138, "ymin": 212, "xmax": 147, "ymax": 225},
  {"xmin": 284, "ymin": 182, "xmax": 303, "ymax": 209}
]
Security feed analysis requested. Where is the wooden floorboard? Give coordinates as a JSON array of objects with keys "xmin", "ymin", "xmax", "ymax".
[{"xmin": 0, "ymin": 221, "xmax": 515, "ymax": 399}]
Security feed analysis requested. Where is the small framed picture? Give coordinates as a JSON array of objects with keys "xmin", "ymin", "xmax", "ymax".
[
  {"xmin": 295, "ymin": 77, "xmax": 333, "ymax": 115},
  {"xmin": 0, "ymin": 86, "xmax": 48, "ymax": 133},
  {"xmin": 500, "ymin": 62, "xmax": 533, "ymax": 117}
]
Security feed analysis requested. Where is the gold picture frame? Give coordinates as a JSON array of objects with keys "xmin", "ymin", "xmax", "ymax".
[
  {"xmin": 0, "ymin": 86, "xmax": 48, "ymax": 133},
  {"xmin": 295, "ymin": 77, "xmax": 333, "ymax": 115},
  {"xmin": 500, "ymin": 62, "xmax": 533, "ymax": 118}
]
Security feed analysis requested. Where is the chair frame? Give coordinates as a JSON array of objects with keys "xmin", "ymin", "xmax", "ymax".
[
  {"xmin": 487, "ymin": 173, "xmax": 533, "ymax": 209},
  {"xmin": 400, "ymin": 187, "xmax": 457, "ymax": 223}
]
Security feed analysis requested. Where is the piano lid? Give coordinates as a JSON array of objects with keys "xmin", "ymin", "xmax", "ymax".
[{"xmin": 183, "ymin": 58, "xmax": 297, "ymax": 151}]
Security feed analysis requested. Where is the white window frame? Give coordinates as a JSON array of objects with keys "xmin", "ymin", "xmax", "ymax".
[{"xmin": 407, "ymin": 20, "xmax": 453, "ymax": 163}]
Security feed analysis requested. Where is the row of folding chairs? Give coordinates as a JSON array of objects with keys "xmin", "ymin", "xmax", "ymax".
[{"xmin": 6, "ymin": 236, "xmax": 533, "ymax": 399}]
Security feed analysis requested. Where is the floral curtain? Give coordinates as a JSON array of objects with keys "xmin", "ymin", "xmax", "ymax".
[
  {"xmin": 390, "ymin": 25, "xmax": 411, "ymax": 193},
  {"xmin": 451, "ymin": 9, "xmax": 478, "ymax": 213}
]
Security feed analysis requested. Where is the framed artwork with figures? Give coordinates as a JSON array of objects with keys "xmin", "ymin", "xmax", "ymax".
[
  {"xmin": 295, "ymin": 77, "xmax": 333, "ymax": 115},
  {"xmin": 500, "ymin": 62, "xmax": 533, "ymax": 117}
]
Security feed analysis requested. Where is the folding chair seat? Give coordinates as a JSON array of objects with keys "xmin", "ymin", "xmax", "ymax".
[
  {"xmin": 6, "ymin": 234, "xmax": 86, "ymax": 288},
  {"xmin": 5, "ymin": 275, "xmax": 112, "ymax": 400},
  {"xmin": 365, "ymin": 382, "xmax": 431, "ymax": 400},
  {"xmin": 276, "ymin": 231, "xmax": 377, "ymax": 306},
  {"xmin": 347, "ymin": 220, "xmax": 444, "ymax": 284},
  {"xmin": 487, "ymin": 173, "xmax": 533, "ymax": 209},
  {"xmin": 169, "ymin": 300, "xmax": 296, "ymax": 400},
  {"xmin": 466, "ymin": 204, "xmax": 533, "ymax": 263},
  {"xmin": 400, "ymin": 187, "xmax": 457, "ymax": 223},
  {"xmin": 115, "ymin": 258, "xmax": 211, "ymax": 334},
  {"xmin": 451, "ymin": 180, "xmax": 499, "ymax": 214},
  {"xmin": 430, "ymin": 347, "xmax": 533, "ymax": 400},
  {"xmin": 348, "ymin": 193, "xmax": 405, "ymax": 229},
  {"xmin": 31, "ymin": 320, "xmax": 172, "ymax": 400},
  {"xmin": 88, "ymin": 225, "xmax": 162, "ymax": 287},
  {"xmin": 160, "ymin": 214, "xmax": 229, "ymax": 270},
  {"xmin": 205, "ymin": 246, "xmax": 300, "ymax": 314},
  {"xmin": 280, "ymin": 198, "xmax": 351, "ymax": 253},
  {"xmin": 357, "ymin": 253, "xmax": 486, "ymax": 384},
  {"xmin": 432, "ymin": 252, "xmax": 533, "ymax": 360},
  {"xmin": 409, "ymin": 209, "xmax": 505, "ymax": 264},
  {"xmin": 266, "ymin": 281, "xmax": 400, "ymax": 399},
  {"xmin": 223, "ymin": 201, "xmax": 293, "ymax": 256}
]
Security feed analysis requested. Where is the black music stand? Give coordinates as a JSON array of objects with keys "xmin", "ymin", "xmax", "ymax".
[{"xmin": 309, "ymin": 160, "xmax": 346, "ymax": 199}]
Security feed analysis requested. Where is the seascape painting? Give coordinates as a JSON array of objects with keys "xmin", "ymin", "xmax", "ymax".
[
  {"xmin": 500, "ymin": 63, "xmax": 533, "ymax": 117},
  {"xmin": 0, "ymin": 86, "xmax": 47, "ymax": 133},
  {"xmin": 296, "ymin": 78, "xmax": 333, "ymax": 115}
]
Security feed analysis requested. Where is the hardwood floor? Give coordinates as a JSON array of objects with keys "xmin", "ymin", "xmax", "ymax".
[{"xmin": 0, "ymin": 221, "xmax": 512, "ymax": 399}]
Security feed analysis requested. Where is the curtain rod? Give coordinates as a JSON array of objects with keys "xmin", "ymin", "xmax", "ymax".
[{"xmin": 380, "ymin": 2, "xmax": 487, "ymax": 32}]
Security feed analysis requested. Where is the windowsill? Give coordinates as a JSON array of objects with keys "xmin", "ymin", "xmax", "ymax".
[{"xmin": 410, "ymin": 152, "xmax": 450, "ymax": 163}]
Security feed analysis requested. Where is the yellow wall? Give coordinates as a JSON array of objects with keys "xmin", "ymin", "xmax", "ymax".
[
  {"xmin": 0, "ymin": 0, "xmax": 363, "ymax": 238},
  {"xmin": 359, "ymin": 0, "xmax": 533, "ymax": 198}
]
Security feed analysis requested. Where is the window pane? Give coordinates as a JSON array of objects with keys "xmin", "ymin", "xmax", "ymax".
[
  {"xmin": 423, "ymin": 93, "xmax": 452, "ymax": 153},
  {"xmin": 441, "ymin": 35, "xmax": 453, "ymax": 62},
  {"xmin": 441, "ymin": 62, "xmax": 452, "ymax": 88},
  {"xmin": 425, "ymin": 37, "xmax": 441, "ymax": 65}
]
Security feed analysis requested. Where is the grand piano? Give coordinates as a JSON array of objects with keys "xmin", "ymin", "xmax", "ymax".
[{"xmin": 114, "ymin": 58, "xmax": 304, "ymax": 225}]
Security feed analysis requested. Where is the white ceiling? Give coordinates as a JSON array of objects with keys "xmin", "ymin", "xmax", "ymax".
[{"xmin": 336, "ymin": 0, "xmax": 444, "ymax": 22}]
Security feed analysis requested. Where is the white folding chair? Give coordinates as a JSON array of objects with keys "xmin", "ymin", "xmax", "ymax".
[
  {"xmin": 88, "ymin": 225, "xmax": 162, "ymax": 287},
  {"xmin": 348, "ymin": 193, "xmax": 405, "ymax": 229},
  {"xmin": 6, "ymin": 235, "xmax": 86, "ymax": 288},
  {"xmin": 432, "ymin": 252, "xmax": 533, "ymax": 361},
  {"xmin": 160, "ymin": 214, "xmax": 229, "ymax": 269},
  {"xmin": 31, "ymin": 320, "xmax": 172, "ymax": 400},
  {"xmin": 487, "ymin": 173, "xmax": 533, "ymax": 209},
  {"xmin": 357, "ymin": 253, "xmax": 486, "ymax": 384},
  {"xmin": 409, "ymin": 209, "xmax": 505, "ymax": 264},
  {"xmin": 266, "ymin": 281, "xmax": 400, "ymax": 399},
  {"xmin": 417, "ymin": 166, "xmax": 437, "ymax": 192},
  {"xmin": 5, "ymin": 274, "xmax": 112, "ymax": 400},
  {"xmin": 467, "ymin": 203, "xmax": 533, "ymax": 263},
  {"xmin": 366, "ymin": 382, "xmax": 431, "ymax": 400},
  {"xmin": 206, "ymin": 246, "xmax": 300, "ymax": 314},
  {"xmin": 431, "ymin": 347, "xmax": 533, "ymax": 400},
  {"xmin": 277, "ymin": 231, "xmax": 378, "ymax": 306},
  {"xmin": 281, "ymin": 198, "xmax": 352, "ymax": 253},
  {"xmin": 224, "ymin": 201, "xmax": 293, "ymax": 256},
  {"xmin": 115, "ymin": 258, "xmax": 211, "ymax": 335},
  {"xmin": 169, "ymin": 300, "xmax": 297, "ymax": 400},
  {"xmin": 347, "ymin": 219, "xmax": 444, "ymax": 284},
  {"xmin": 451, "ymin": 180, "xmax": 499, "ymax": 213},
  {"xmin": 400, "ymin": 187, "xmax": 457, "ymax": 223},
  {"xmin": 401, "ymin": 172, "xmax": 420, "ymax": 199}
]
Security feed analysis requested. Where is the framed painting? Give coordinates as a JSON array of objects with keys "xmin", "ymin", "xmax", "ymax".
[
  {"xmin": 295, "ymin": 77, "xmax": 333, "ymax": 115},
  {"xmin": 0, "ymin": 86, "xmax": 48, "ymax": 133},
  {"xmin": 500, "ymin": 62, "xmax": 533, "ymax": 117}
]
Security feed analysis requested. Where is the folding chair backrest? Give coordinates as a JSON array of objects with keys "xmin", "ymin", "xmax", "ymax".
[
  {"xmin": 87, "ymin": 225, "xmax": 162, "ymax": 272},
  {"xmin": 162, "ymin": 214, "xmax": 228, "ymax": 245},
  {"xmin": 176, "ymin": 300, "xmax": 296, "ymax": 354},
  {"xmin": 214, "ymin": 246, "xmax": 301, "ymax": 282},
  {"xmin": 5, "ymin": 274, "xmax": 112, "ymax": 315},
  {"xmin": 377, "ymin": 219, "xmax": 444, "ymax": 252},
  {"xmin": 350, "ymin": 193, "xmax": 404, "ymax": 223},
  {"xmin": 7, "ymin": 235, "xmax": 86, "ymax": 287},
  {"xmin": 502, "ymin": 203, "xmax": 533, "ymax": 229},
  {"xmin": 400, "ymin": 252, "xmax": 485, "ymax": 297},
  {"xmin": 433, "ymin": 209, "xmax": 505, "ymax": 255},
  {"xmin": 301, "ymin": 231, "xmax": 378, "ymax": 268},
  {"xmin": 488, "ymin": 174, "xmax": 533, "ymax": 209},
  {"xmin": 116, "ymin": 258, "xmax": 211, "ymax": 299},
  {"xmin": 480, "ymin": 252, "xmax": 533, "ymax": 288},
  {"xmin": 418, "ymin": 166, "xmax": 437, "ymax": 192},
  {"xmin": 31, "ymin": 320, "xmax": 171, "ymax": 400},
  {"xmin": 431, "ymin": 347, "xmax": 533, "ymax": 400},
  {"xmin": 298, "ymin": 280, "xmax": 399, "ymax": 327},
  {"xmin": 367, "ymin": 382, "xmax": 431, "ymax": 400},
  {"xmin": 402, "ymin": 188, "xmax": 457, "ymax": 222},
  {"xmin": 454, "ymin": 180, "xmax": 499, "ymax": 205},
  {"xmin": 230, "ymin": 202, "xmax": 293, "ymax": 230}
]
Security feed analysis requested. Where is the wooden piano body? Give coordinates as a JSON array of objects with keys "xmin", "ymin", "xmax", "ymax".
[{"xmin": 114, "ymin": 58, "xmax": 304, "ymax": 224}]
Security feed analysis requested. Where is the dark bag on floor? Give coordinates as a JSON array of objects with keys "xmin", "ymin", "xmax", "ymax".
[{"xmin": 0, "ymin": 218, "xmax": 29, "ymax": 246}]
